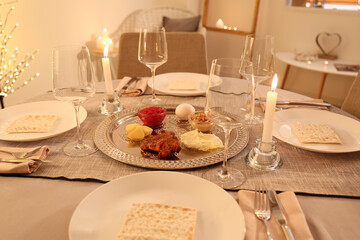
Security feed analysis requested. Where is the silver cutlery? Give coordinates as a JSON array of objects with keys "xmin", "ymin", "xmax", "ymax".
[
  {"xmin": 0, "ymin": 146, "xmax": 43, "ymax": 159},
  {"xmin": 254, "ymin": 188, "xmax": 273, "ymax": 240},
  {"xmin": 277, "ymin": 105, "xmax": 329, "ymax": 111},
  {"xmin": 257, "ymin": 99, "xmax": 331, "ymax": 107},
  {"xmin": 268, "ymin": 190, "xmax": 295, "ymax": 240},
  {"xmin": 0, "ymin": 158, "xmax": 52, "ymax": 163}
]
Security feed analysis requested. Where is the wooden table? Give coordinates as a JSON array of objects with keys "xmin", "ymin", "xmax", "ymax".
[{"xmin": 276, "ymin": 52, "xmax": 358, "ymax": 98}]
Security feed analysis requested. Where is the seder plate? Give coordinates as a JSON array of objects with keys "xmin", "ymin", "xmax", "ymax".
[{"xmin": 94, "ymin": 105, "xmax": 249, "ymax": 170}]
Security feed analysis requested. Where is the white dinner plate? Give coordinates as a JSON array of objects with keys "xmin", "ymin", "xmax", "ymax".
[
  {"xmin": 69, "ymin": 171, "xmax": 245, "ymax": 240},
  {"xmin": 273, "ymin": 109, "xmax": 360, "ymax": 153},
  {"xmin": 149, "ymin": 72, "xmax": 209, "ymax": 96},
  {"xmin": 0, "ymin": 101, "xmax": 87, "ymax": 142}
]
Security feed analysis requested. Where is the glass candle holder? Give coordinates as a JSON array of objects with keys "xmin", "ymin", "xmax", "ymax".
[
  {"xmin": 246, "ymin": 137, "xmax": 282, "ymax": 171},
  {"xmin": 100, "ymin": 92, "xmax": 121, "ymax": 115}
]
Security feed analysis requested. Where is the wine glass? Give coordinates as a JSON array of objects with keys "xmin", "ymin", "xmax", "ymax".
[
  {"xmin": 240, "ymin": 34, "xmax": 275, "ymax": 124},
  {"xmin": 205, "ymin": 58, "xmax": 248, "ymax": 189},
  {"xmin": 138, "ymin": 26, "xmax": 168, "ymax": 104},
  {"xmin": 52, "ymin": 45, "xmax": 98, "ymax": 156}
]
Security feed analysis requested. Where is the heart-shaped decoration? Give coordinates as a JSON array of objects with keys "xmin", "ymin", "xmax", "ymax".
[{"xmin": 316, "ymin": 32, "xmax": 342, "ymax": 55}]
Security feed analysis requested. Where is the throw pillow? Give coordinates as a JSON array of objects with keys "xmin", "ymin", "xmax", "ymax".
[{"xmin": 162, "ymin": 15, "xmax": 201, "ymax": 32}]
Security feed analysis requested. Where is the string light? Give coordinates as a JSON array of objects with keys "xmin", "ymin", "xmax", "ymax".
[{"xmin": 0, "ymin": 6, "xmax": 39, "ymax": 98}]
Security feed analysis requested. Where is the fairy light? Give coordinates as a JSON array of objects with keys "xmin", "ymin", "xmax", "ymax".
[{"xmin": 0, "ymin": 6, "xmax": 39, "ymax": 99}]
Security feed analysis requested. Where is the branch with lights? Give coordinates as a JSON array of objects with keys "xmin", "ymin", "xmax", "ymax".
[{"xmin": 0, "ymin": 6, "xmax": 39, "ymax": 108}]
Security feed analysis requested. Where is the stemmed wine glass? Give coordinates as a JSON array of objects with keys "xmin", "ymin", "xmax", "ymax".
[
  {"xmin": 52, "ymin": 45, "xmax": 97, "ymax": 156},
  {"xmin": 240, "ymin": 34, "xmax": 275, "ymax": 124},
  {"xmin": 205, "ymin": 58, "xmax": 248, "ymax": 189},
  {"xmin": 138, "ymin": 26, "xmax": 168, "ymax": 104}
]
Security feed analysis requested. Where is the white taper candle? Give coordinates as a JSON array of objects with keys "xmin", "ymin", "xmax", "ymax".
[
  {"xmin": 102, "ymin": 44, "xmax": 113, "ymax": 95},
  {"xmin": 262, "ymin": 74, "xmax": 278, "ymax": 144}
]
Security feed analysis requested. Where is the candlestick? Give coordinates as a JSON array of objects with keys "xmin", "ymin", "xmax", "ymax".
[
  {"xmin": 100, "ymin": 44, "xmax": 121, "ymax": 115},
  {"xmin": 246, "ymin": 74, "xmax": 281, "ymax": 170},
  {"xmin": 102, "ymin": 44, "xmax": 113, "ymax": 95},
  {"xmin": 262, "ymin": 74, "xmax": 278, "ymax": 144}
]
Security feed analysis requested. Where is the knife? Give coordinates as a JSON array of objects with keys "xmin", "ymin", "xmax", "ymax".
[
  {"xmin": 256, "ymin": 99, "xmax": 331, "ymax": 107},
  {"xmin": 268, "ymin": 190, "xmax": 295, "ymax": 240}
]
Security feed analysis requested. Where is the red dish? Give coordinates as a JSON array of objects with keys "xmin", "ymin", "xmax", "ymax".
[{"xmin": 138, "ymin": 106, "xmax": 166, "ymax": 127}]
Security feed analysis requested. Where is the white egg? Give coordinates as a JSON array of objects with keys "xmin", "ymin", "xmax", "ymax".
[{"xmin": 175, "ymin": 103, "xmax": 195, "ymax": 120}]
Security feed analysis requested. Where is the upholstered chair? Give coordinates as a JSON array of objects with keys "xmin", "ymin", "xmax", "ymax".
[{"xmin": 116, "ymin": 32, "xmax": 208, "ymax": 79}]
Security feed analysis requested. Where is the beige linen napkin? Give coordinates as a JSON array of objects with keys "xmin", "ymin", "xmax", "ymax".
[
  {"xmin": 238, "ymin": 190, "xmax": 314, "ymax": 240},
  {"xmin": 259, "ymin": 97, "xmax": 328, "ymax": 112},
  {"xmin": 114, "ymin": 77, "xmax": 148, "ymax": 96},
  {"xmin": 0, "ymin": 146, "xmax": 50, "ymax": 174}
]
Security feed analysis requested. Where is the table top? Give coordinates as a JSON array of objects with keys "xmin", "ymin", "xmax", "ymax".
[
  {"xmin": 276, "ymin": 52, "xmax": 358, "ymax": 77},
  {"xmin": 0, "ymin": 84, "xmax": 359, "ymax": 240}
]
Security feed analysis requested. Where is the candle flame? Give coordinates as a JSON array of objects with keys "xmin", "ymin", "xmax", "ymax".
[
  {"xmin": 104, "ymin": 44, "xmax": 109, "ymax": 58},
  {"xmin": 271, "ymin": 74, "xmax": 278, "ymax": 92},
  {"xmin": 217, "ymin": 19, "xmax": 223, "ymax": 25}
]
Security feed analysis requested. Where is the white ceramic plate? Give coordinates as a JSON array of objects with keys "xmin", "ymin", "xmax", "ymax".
[
  {"xmin": 273, "ymin": 109, "xmax": 360, "ymax": 153},
  {"xmin": 0, "ymin": 101, "xmax": 87, "ymax": 142},
  {"xmin": 69, "ymin": 171, "xmax": 245, "ymax": 240},
  {"xmin": 149, "ymin": 72, "xmax": 209, "ymax": 96}
]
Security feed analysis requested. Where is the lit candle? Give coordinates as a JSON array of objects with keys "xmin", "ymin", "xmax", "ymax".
[
  {"xmin": 106, "ymin": 38, "xmax": 114, "ymax": 52},
  {"xmin": 102, "ymin": 28, "xmax": 109, "ymax": 38},
  {"xmin": 216, "ymin": 19, "xmax": 224, "ymax": 29},
  {"xmin": 96, "ymin": 36, "xmax": 103, "ymax": 50},
  {"xmin": 262, "ymin": 74, "xmax": 278, "ymax": 146},
  {"xmin": 102, "ymin": 44, "xmax": 113, "ymax": 95},
  {"xmin": 324, "ymin": 60, "xmax": 329, "ymax": 70},
  {"xmin": 96, "ymin": 28, "xmax": 113, "ymax": 52}
]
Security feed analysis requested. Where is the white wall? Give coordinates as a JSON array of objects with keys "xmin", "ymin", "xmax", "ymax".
[
  {"xmin": 2, "ymin": 0, "xmax": 359, "ymax": 108},
  {"xmin": 204, "ymin": 0, "xmax": 360, "ymax": 107},
  {"xmin": 261, "ymin": 1, "xmax": 360, "ymax": 107},
  {"xmin": 2, "ymin": 0, "xmax": 190, "ymax": 107}
]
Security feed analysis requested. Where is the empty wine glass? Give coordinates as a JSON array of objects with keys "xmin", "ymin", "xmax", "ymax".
[
  {"xmin": 205, "ymin": 58, "xmax": 248, "ymax": 189},
  {"xmin": 52, "ymin": 45, "xmax": 97, "ymax": 156},
  {"xmin": 138, "ymin": 26, "xmax": 168, "ymax": 104},
  {"xmin": 240, "ymin": 34, "xmax": 275, "ymax": 124}
]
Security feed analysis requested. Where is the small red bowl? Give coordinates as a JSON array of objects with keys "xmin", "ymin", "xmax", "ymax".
[{"xmin": 138, "ymin": 106, "xmax": 166, "ymax": 126}]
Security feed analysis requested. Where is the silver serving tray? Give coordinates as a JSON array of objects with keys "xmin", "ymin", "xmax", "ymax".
[{"xmin": 94, "ymin": 105, "xmax": 249, "ymax": 170}]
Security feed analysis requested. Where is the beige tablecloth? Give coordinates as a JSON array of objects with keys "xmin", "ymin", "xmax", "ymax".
[
  {"xmin": 0, "ymin": 177, "xmax": 359, "ymax": 240},
  {"xmin": 0, "ymin": 90, "xmax": 360, "ymax": 240}
]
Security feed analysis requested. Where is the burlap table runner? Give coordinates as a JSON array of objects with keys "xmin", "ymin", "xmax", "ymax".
[{"xmin": 1, "ymin": 93, "xmax": 359, "ymax": 197}]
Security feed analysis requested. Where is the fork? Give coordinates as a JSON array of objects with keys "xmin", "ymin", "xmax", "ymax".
[
  {"xmin": 254, "ymin": 188, "xmax": 273, "ymax": 240},
  {"xmin": 0, "ymin": 146, "xmax": 43, "ymax": 159}
]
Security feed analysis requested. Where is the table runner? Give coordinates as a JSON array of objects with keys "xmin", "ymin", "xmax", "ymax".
[{"xmin": 1, "ymin": 93, "xmax": 359, "ymax": 197}]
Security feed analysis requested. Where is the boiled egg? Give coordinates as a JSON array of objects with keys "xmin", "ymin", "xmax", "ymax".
[{"xmin": 175, "ymin": 103, "xmax": 195, "ymax": 120}]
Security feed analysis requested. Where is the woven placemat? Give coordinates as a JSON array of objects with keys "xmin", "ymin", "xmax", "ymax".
[{"xmin": 1, "ymin": 93, "xmax": 359, "ymax": 197}]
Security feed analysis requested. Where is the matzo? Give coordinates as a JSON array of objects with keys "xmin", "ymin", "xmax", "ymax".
[
  {"xmin": 290, "ymin": 123, "xmax": 342, "ymax": 144},
  {"xmin": 6, "ymin": 115, "xmax": 58, "ymax": 133},
  {"xmin": 117, "ymin": 202, "xmax": 197, "ymax": 240}
]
